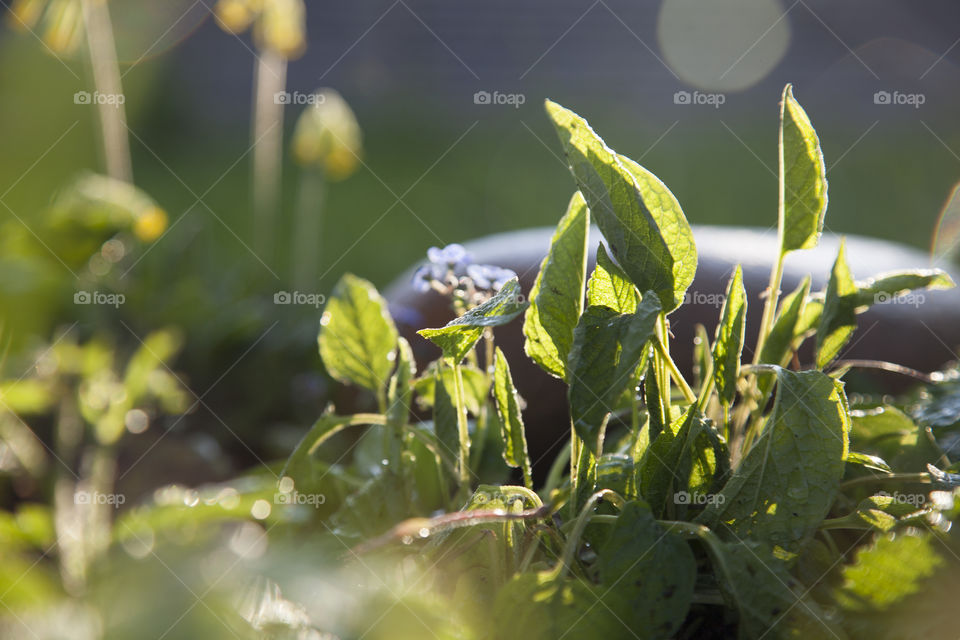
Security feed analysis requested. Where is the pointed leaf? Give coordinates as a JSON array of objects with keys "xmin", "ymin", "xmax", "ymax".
[
  {"xmin": 587, "ymin": 243, "xmax": 639, "ymax": 313},
  {"xmin": 816, "ymin": 241, "xmax": 858, "ymax": 368},
  {"xmin": 418, "ymin": 278, "xmax": 528, "ymax": 363},
  {"xmin": 492, "ymin": 347, "xmax": 533, "ymax": 488},
  {"xmin": 432, "ymin": 368, "xmax": 459, "ymax": 464},
  {"xmin": 711, "ymin": 265, "xmax": 747, "ymax": 406},
  {"xmin": 319, "ymin": 274, "xmax": 398, "ymax": 393},
  {"xmin": 779, "ymin": 84, "xmax": 828, "ymax": 253},
  {"xmin": 698, "ymin": 368, "xmax": 849, "ymax": 553},
  {"xmin": 523, "ymin": 191, "xmax": 590, "ymax": 379},
  {"xmin": 759, "ymin": 276, "xmax": 811, "ymax": 366},
  {"xmin": 545, "ymin": 100, "xmax": 696, "ymax": 311},
  {"xmin": 639, "ymin": 407, "xmax": 719, "ymax": 518},
  {"xmin": 567, "ymin": 296, "xmax": 661, "ymax": 453},
  {"xmin": 854, "ymin": 269, "xmax": 955, "ymax": 307}
]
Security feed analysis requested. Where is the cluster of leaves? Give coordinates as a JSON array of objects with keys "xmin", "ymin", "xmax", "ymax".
[
  {"xmin": 4, "ymin": 85, "xmax": 960, "ymax": 640},
  {"xmin": 291, "ymin": 85, "xmax": 960, "ymax": 639}
]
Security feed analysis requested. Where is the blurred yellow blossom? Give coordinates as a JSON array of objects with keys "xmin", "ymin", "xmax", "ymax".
[{"xmin": 291, "ymin": 88, "xmax": 362, "ymax": 180}]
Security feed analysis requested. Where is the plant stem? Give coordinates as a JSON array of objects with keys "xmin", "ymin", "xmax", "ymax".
[
  {"xmin": 252, "ymin": 49, "xmax": 287, "ymax": 259},
  {"xmin": 569, "ymin": 419, "xmax": 580, "ymax": 520},
  {"xmin": 80, "ymin": 0, "xmax": 131, "ymax": 182},
  {"xmin": 753, "ymin": 252, "xmax": 785, "ymax": 365},
  {"xmin": 839, "ymin": 471, "xmax": 930, "ymax": 491},
  {"xmin": 656, "ymin": 314, "xmax": 672, "ymax": 413},
  {"xmin": 555, "ymin": 489, "xmax": 623, "ymax": 579},
  {"xmin": 292, "ymin": 167, "xmax": 325, "ymax": 290},
  {"xmin": 451, "ymin": 362, "xmax": 471, "ymax": 487},
  {"xmin": 653, "ymin": 334, "xmax": 697, "ymax": 404}
]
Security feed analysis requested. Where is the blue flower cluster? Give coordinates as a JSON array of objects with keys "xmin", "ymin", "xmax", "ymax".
[{"xmin": 413, "ymin": 243, "xmax": 517, "ymax": 296}]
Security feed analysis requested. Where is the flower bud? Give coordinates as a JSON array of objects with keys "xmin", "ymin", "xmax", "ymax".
[
  {"xmin": 291, "ymin": 88, "xmax": 362, "ymax": 180},
  {"xmin": 256, "ymin": 0, "xmax": 305, "ymax": 58},
  {"xmin": 48, "ymin": 173, "xmax": 167, "ymax": 241},
  {"xmin": 214, "ymin": 0, "xmax": 256, "ymax": 33},
  {"xmin": 41, "ymin": 0, "xmax": 83, "ymax": 55}
]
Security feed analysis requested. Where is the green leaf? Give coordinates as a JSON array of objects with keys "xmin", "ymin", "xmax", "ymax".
[
  {"xmin": 698, "ymin": 369, "xmax": 849, "ymax": 554},
  {"xmin": 854, "ymin": 269, "xmax": 955, "ymax": 307},
  {"xmin": 281, "ymin": 413, "xmax": 384, "ymax": 493},
  {"xmin": 711, "ymin": 265, "xmax": 746, "ymax": 406},
  {"xmin": 432, "ymin": 367, "xmax": 459, "ymax": 465},
  {"xmin": 386, "ymin": 337, "xmax": 416, "ymax": 430},
  {"xmin": 644, "ymin": 359, "xmax": 665, "ymax": 442},
  {"xmin": 639, "ymin": 407, "xmax": 720, "ymax": 518},
  {"xmin": 846, "ymin": 451, "xmax": 892, "ymax": 474},
  {"xmin": 319, "ymin": 273, "xmax": 398, "ymax": 394},
  {"xmin": 545, "ymin": 100, "xmax": 696, "ymax": 311},
  {"xmin": 492, "ymin": 347, "xmax": 533, "ymax": 488},
  {"xmin": 418, "ymin": 278, "xmax": 527, "ymax": 363},
  {"xmin": 759, "ymin": 276, "xmax": 811, "ymax": 366},
  {"xmin": 567, "ymin": 295, "xmax": 662, "ymax": 453},
  {"xmin": 587, "ymin": 243, "xmax": 639, "ymax": 313},
  {"xmin": 816, "ymin": 240, "xmax": 858, "ymax": 368},
  {"xmin": 779, "ymin": 84, "xmax": 828, "ymax": 253},
  {"xmin": 706, "ymin": 540, "xmax": 843, "ymax": 639},
  {"xmin": 523, "ymin": 191, "xmax": 590, "ymax": 379},
  {"xmin": 835, "ymin": 532, "xmax": 944, "ymax": 611},
  {"xmin": 597, "ymin": 501, "xmax": 695, "ymax": 638},
  {"xmin": 413, "ymin": 362, "xmax": 489, "ymax": 415},
  {"xmin": 493, "ymin": 571, "xmax": 625, "ymax": 640}
]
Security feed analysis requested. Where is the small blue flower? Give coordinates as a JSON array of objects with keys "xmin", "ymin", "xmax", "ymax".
[
  {"xmin": 412, "ymin": 265, "xmax": 433, "ymax": 293},
  {"xmin": 412, "ymin": 262, "xmax": 449, "ymax": 293},
  {"xmin": 427, "ymin": 244, "xmax": 471, "ymax": 270},
  {"xmin": 467, "ymin": 264, "xmax": 517, "ymax": 290}
]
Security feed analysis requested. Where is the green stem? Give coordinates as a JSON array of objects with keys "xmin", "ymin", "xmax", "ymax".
[
  {"xmin": 80, "ymin": 0, "xmax": 131, "ymax": 182},
  {"xmin": 839, "ymin": 472, "xmax": 930, "ymax": 491},
  {"xmin": 569, "ymin": 419, "xmax": 580, "ymax": 520},
  {"xmin": 753, "ymin": 252, "xmax": 785, "ymax": 365},
  {"xmin": 292, "ymin": 167, "xmax": 326, "ymax": 290},
  {"xmin": 656, "ymin": 315, "xmax": 672, "ymax": 413},
  {"xmin": 653, "ymin": 334, "xmax": 697, "ymax": 404},
  {"xmin": 452, "ymin": 362, "xmax": 471, "ymax": 487},
  {"xmin": 554, "ymin": 489, "xmax": 624, "ymax": 579},
  {"xmin": 252, "ymin": 49, "xmax": 287, "ymax": 259}
]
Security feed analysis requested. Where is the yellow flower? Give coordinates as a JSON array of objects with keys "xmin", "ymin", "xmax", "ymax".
[
  {"xmin": 8, "ymin": 0, "xmax": 84, "ymax": 56},
  {"xmin": 214, "ymin": 0, "xmax": 306, "ymax": 59},
  {"xmin": 133, "ymin": 206, "xmax": 168, "ymax": 243},
  {"xmin": 291, "ymin": 88, "xmax": 362, "ymax": 180}
]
